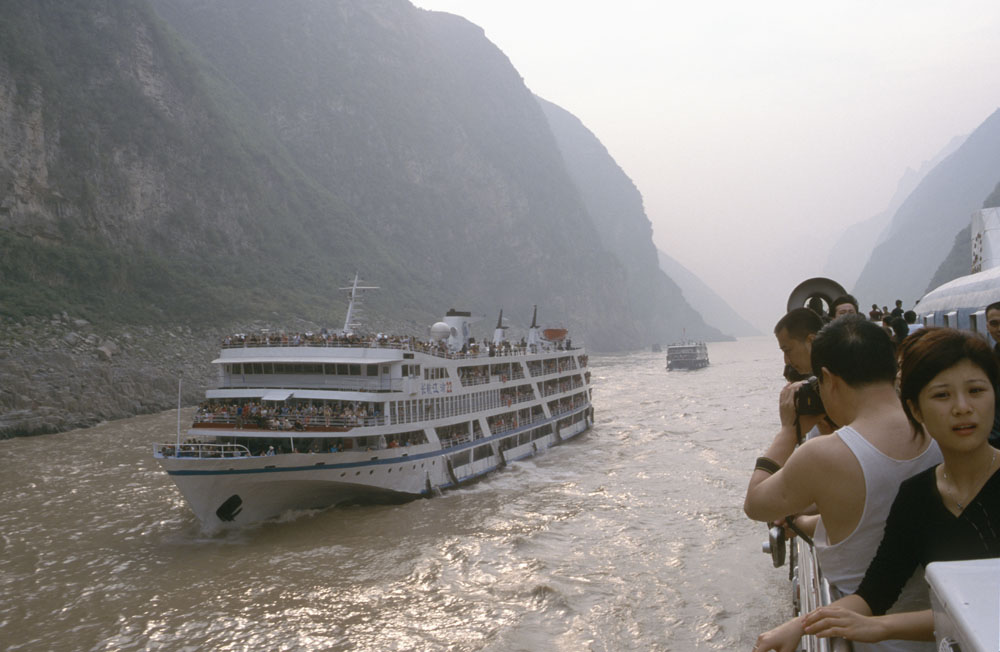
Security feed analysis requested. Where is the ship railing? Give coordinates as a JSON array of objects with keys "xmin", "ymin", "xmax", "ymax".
[
  {"xmin": 488, "ymin": 413, "xmax": 546, "ymax": 436},
  {"xmin": 439, "ymin": 432, "xmax": 473, "ymax": 448},
  {"xmin": 458, "ymin": 375, "xmax": 491, "ymax": 387},
  {"xmin": 540, "ymin": 381, "xmax": 584, "ymax": 397},
  {"xmin": 760, "ymin": 527, "xmax": 853, "ymax": 652},
  {"xmin": 550, "ymin": 402, "xmax": 587, "ymax": 417},
  {"xmin": 222, "ymin": 377, "xmax": 404, "ymax": 392},
  {"xmin": 456, "ymin": 373, "xmax": 527, "ymax": 387},
  {"xmin": 153, "ymin": 442, "xmax": 252, "ymax": 459},
  {"xmin": 191, "ymin": 414, "xmax": 387, "ymax": 429},
  {"xmin": 222, "ymin": 338, "xmax": 579, "ymax": 360}
]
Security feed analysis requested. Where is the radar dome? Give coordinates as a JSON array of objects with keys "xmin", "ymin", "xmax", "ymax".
[{"xmin": 430, "ymin": 322, "xmax": 451, "ymax": 342}]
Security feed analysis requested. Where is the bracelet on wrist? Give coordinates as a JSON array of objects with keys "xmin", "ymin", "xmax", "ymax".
[{"xmin": 755, "ymin": 456, "xmax": 782, "ymax": 475}]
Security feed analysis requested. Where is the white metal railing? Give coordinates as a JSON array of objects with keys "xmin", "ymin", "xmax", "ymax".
[
  {"xmin": 223, "ymin": 376, "xmax": 403, "ymax": 392},
  {"xmin": 153, "ymin": 442, "xmax": 251, "ymax": 459},
  {"xmin": 550, "ymin": 402, "xmax": 588, "ymax": 417},
  {"xmin": 458, "ymin": 375, "xmax": 491, "ymax": 387},
  {"xmin": 222, "ymin": 338, "xmax": 580, "ymax": 360},
  {"xmin": 528, "ymin": 364, "xmax": 578, "ymax": 378},
  {"xmin": 488, "ymin": 412, "xmax": 546, "ymax": 436},
  {"xmin": 192, "ymin": 414, "xmax": 387, "ymax": 429},
  {"xmin": 540, "ymin": 381, "xmax": 584, "ymax": 397},
  {"xmin": 439, "ymin": 432, "xmax": 473, "ymax": 448}
]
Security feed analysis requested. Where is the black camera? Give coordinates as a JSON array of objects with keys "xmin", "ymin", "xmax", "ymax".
[
  {"xmin": 794, "ymin": 376, "xmax": 824, "ymax": 415},
  {"xmin": 782, "ymin": 365, "xmax": 824, "ymax": 415}
]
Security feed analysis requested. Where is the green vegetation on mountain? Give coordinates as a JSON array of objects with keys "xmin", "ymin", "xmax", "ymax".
[{"xmin": 0, "ymin": 0, "xmax": 717, "ymax": 349}]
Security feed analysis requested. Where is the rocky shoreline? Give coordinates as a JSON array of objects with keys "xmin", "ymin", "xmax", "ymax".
[{"xmin": 0, "ymin": 314, "xmax": 219, "ymax": 438}]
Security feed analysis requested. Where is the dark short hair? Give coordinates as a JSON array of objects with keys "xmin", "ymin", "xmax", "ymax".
[
  {"xmin": 986, "ymin": 301, "xmax": 1000, "ymax": 315},
  {"xmin": 898, "ymin": 327, "xmax": 999, "ymax": 433},
  {"xmin": 903, "ymin": 310, "xmax": 917, "ymax": 324},
  {"xmin": 831, "ymin": 294, "xmax": 859, "ymax": 314},
  {"xmin": 888, "ymin": 316, "xmax": 909, "ymax": 344},
  {"xmin": 775, "ymin": 307, "xmax": 824, "ymax": 341},
  {"xmin": 811, "ymin": 315, "xmax": 897, "ymax": 388}
]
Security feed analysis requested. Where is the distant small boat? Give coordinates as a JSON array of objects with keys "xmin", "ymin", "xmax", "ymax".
[
  {"xmin": 651, "ymin": 343, "xmax": 662, "ymax": 352},
  {"xmin": 666, "ymin": 341, "xmax": 709, "ymax": 370}
]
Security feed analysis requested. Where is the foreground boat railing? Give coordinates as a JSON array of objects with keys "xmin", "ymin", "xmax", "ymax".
[{"xmin": 762, "ymin": 527, "xmax": 853, "ymax": 652}]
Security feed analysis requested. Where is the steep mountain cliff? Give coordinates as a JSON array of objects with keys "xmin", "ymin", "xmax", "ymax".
[
  {"xmin": 924, "ymin": 179, "xmax": 1000, "ymax": 293},
  {"xmin": 851, "ymin": 109, "xmax": 1000, "ymax": 307},
  {"xmin": 0, "ymin": 0, "xmax": 727, "ymax": 351},
  {"xmin": 0, "ymin": 0, "xmax": 377, "ymax": 324},
  {"xmin": 535, "ymin": 97, "xmax": 725, "ymax": 344}
]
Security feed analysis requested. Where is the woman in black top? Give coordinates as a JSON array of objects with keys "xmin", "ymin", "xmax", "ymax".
[{"xmin": 755, "ymin": 327, "xmax": 1000, "ymax": 650}]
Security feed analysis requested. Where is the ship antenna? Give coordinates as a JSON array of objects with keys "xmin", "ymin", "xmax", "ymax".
[
  {"xmin": 496, "ymin": 309, "xmax": 504, "ymax": 329},
  {"xmin": 175, "ymin": 377, "xmax": 182, "ymax": 452},
  {"xmin": 530, "ymin": 305, "xmax": 538, "ymax": 329},
  {"xmin": 339, "ymin": 271, "xmax": 379, "ymax": 335}
]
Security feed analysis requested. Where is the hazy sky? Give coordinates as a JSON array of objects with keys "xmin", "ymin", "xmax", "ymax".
[{"xmin": 412, "ymin": 0, "xmax": 1000, "ymax": 330}]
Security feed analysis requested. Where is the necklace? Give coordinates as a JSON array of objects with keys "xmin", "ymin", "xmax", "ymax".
[{"xmin": 942, "ymin": 450, "xmax": 996, "ymax": 511}]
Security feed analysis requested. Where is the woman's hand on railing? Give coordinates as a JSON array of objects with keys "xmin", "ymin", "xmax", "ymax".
[{"xmin": 753, "ymin": 617, "xmax": 805, "ymax": 652}]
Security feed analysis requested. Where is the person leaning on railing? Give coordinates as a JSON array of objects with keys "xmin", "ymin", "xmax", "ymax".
[{"xmin": 755, "ymin": 328, "xmax": 1000, "ymax": 651}]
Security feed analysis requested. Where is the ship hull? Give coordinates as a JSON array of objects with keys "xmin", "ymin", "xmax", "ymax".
[{"xmin": 161, "ymin": 410, "xmax": 591, "ymax": 527}]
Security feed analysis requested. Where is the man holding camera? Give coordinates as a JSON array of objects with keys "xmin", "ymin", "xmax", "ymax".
[
  {"xmin": 773, "ymin": 307, "xmax": 830, "ymax": 445},
  {"xmin": 745, "ymin": 316, "xmax": 942, "ymax": 650}
]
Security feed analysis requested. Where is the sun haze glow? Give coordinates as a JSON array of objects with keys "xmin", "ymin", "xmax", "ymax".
[{"xmin": 411, "ymin": 0, "xmax": 1000, "ymax": 329}]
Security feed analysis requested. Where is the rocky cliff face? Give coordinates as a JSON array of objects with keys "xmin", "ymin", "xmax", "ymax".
[
  {"xmin": 147, "ymin": 0, "xmax": 647, "ymax": 347},
  {"xmin": 0, "ymin": 0, "xmax": 722, "ymax": 435},
  {"xmin": 0, "ymin": 315, "xmax": 215, "ymax": 437}
]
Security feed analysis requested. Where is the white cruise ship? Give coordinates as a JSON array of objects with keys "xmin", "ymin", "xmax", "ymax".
[{"xmin": 154, "ymin": 277, "xmax": 594, "ymax": 527}]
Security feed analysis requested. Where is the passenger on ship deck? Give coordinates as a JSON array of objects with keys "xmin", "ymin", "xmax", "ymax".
[
  {"xmin": 746, "ymin": 317, "xmax": 942, "ymax": 652},
  {"xmin": 903, "ymin": 310, "xmax": 921, "ymax": 334},
  {"xmin": 986, "ymin": 301, "xmax": 1000, "ymax": 359},
  {"xmin": 772, "ymin": 308, "xmax": 833, "ymax": 443},
  {"xmin": 869, "ymin": 304, "xmax": 884, "ymax": 322},
  {"xmin": 830, "ymin": 294, "xmax": 859, "ymax": 319},
  {"xmin": 755, "ymin": 327, "xmax": 1000, "ymax": 651}
]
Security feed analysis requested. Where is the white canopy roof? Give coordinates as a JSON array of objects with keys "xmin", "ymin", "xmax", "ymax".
[{"xmin": 916, "ymin": 265, "xmax": 1000, "ymax": 314}]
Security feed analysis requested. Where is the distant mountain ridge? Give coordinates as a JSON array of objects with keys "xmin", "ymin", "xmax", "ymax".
[
  {"xmin": 0, "ymin": 0, "xmax": 722, "ymax": 351},
  {"xmin": 852, "ymin": 109, "xmax": 1000, "ymax": 307},
  {"xmin": 656, "ymin": 250, "xmax": 759, "ymax": 338},
  {"xmin": 924, "ymin": 178, "xmax": 1000, "ymax": 293},
  {"xmin": 536, "ymin": 97, "xmax": 725, "ymax": 344},
  {"xmin": 821, "ymin": 135, "xmax": 964, "ymax": 290}
]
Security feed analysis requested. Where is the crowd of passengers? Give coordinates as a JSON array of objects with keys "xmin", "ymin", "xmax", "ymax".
[
  {"xmin": 195, "ymin": 400, "xmax": 381, "ymax": 430},
  {"xmin": 222, "ymin": 329, "xmax": 576, "ymax": 356},
  {"xmin": 747, "ymin": 309, "xmax": 1000, "ymax": 651},
  {"xmin": 500, "ymin": 386, "xmax": 535, "ymax": 404},
  {"xmin": 163, "ymin": 432, "xmax": 423, "ymax": 458}
]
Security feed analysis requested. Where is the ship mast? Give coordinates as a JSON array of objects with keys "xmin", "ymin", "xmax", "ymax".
[{"xmin": 339, "ymin": 272, "xmax": 379, "ymax": 335}]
